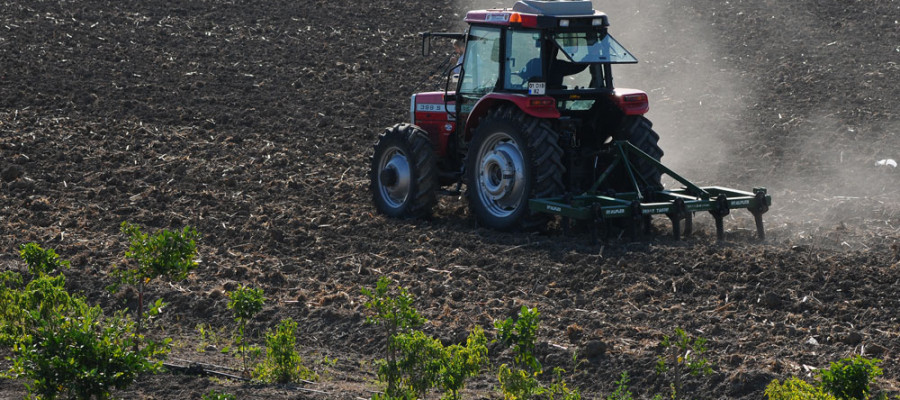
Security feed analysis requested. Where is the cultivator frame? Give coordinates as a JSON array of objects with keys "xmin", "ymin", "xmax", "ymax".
[{"xmin": 529, "ymin": 141, "xmax": 771, "ymax": 242}]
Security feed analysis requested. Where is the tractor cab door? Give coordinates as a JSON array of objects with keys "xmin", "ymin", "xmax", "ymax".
[
  {"xmin": 504, "ymin": 29, "xmax": 544, "ymax": 91},
  {"xmin": 456, "ymin": 26, "xmax": 502, "ymax": 129}
]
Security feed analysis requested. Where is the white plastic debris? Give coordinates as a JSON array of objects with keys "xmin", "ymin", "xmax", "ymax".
[{"xmin": 875, "ymin": 159, "xmax": 897, "ymax": 168}]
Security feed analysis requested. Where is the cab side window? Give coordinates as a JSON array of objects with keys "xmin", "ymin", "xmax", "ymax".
[
  {"xmin": 459, "ymin": 26, "xmax": 501, "ymax": 96},
  {"xmin": 505, "ymin": 30, "xmax": 542, "ymax": 90}
]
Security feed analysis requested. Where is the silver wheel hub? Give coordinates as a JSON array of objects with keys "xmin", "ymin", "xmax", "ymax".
[
  {"xmin": 476, "ymin": 135, "xmax": 526, "ymax": 217},
  {"xmin": 378, "ymin": 149, "xmax": 411, "ymax": 209}
]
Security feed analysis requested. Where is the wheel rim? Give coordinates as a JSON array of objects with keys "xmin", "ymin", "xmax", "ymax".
[
  {"xmin": 377, "ymin": 147, "xmax": 411, "ymax": 209},
  {"xmin": 474, "ymin": 131, "xmax": 526, "ymax": 218}
]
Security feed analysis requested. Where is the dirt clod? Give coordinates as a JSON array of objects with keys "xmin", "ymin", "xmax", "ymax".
[
  {"xmin": 582, "ymin": 340, "xmax": 607, "ymax": 359},
  {"xmin": 1, "ymin": 165, "xmax": 23, "ymax": 182}
]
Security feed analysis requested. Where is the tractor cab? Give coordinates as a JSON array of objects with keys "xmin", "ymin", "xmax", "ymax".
[
  {"xmin": 421, "ymin": 0, "xmax": 650, "ymax": 182},
  {"xmin": 456, "ymin": 2, "xmax": 644, "ymax": 116},
  {"xmin": 456, "ymin": 2, "xmax": 638, "ymax": 102}
]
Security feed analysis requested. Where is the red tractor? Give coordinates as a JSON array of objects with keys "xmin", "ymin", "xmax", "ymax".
[{"xmin": 371, "ymin": 0, "xmax": 770, "ymax": 240}]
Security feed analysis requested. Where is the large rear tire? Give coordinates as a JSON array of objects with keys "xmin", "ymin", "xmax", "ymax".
[
  {"xmin": 618, "ymin": 115, "xmax": 664, "ymax": 191},
  {"xmin": 465, "ymin": 105, "xmax": 565, "ymax": 231},
  {"xmin": 370, "ymin": 123, "xmax": 437, "ymax": 218}
]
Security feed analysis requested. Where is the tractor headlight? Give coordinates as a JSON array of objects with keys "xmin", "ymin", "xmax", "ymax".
[
  {"xmin": 559, "ymin": 19, "xmax": 570, "ymax": 27},
  {"xmin": 592, "ymin": 18, "xmax": 604, "ymax": 26}
]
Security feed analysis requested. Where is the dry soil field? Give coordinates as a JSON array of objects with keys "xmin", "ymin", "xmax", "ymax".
[{"xmin": 1, "ymin": 0, "xmax": 899, "ymax": 398}]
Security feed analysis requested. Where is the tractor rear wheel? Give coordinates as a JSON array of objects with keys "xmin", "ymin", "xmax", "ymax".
[
  {"xmin": 370, "ymin": 123, "xmax": 437, "ymax": 218},
  {"xmin": 619, "ymin": 115, "xmax": 664, "ymax": 191},
  {"xmin": 465, "ymin": 105, "xmax": 565, "ymax": 231}
]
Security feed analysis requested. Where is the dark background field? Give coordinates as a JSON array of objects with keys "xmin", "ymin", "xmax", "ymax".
[{"xmin": 1, "ymin": 0, "xmax": 898, "ymax": 398}]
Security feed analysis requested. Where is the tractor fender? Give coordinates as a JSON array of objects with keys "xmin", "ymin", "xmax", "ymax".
[{"xmin": 464, "ymin": 93, "xmax": 560, "ymax": 140}]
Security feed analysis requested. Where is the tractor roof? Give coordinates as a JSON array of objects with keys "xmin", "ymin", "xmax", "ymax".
[
  {"xmin": 465, "ymin": 0, "xmax": 608, "ymax": 28},
  {"xmin": 513, "ymin": 0, "xmax": 593, "ymax": 15}
]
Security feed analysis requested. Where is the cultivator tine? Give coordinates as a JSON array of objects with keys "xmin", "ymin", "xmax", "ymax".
[
  {"xmin": 714, "ymin": 216, "xmax": 725, "ymax": 241},
  {"xmin": 683, "ymin": 212, "xmax": 693, "ymax": 238},
  {"xmin": 667, "ymin": 198, "xmax": 687, "ymax": 240},
  {"xmin": 630, "ymin": 200, "xmax": 643, "ymax": 241},
  {"xmin": 709, "ymin": 194, "xmax": 730, "ymax": 241},
  {"xmin": 671, "ymin": 216, "xmax": 682, "ymax": 241},
  {"xmin": 753, "ymin": 213, "xmax": 765, "ymax": 241},
  {"xmin": 561, "ymin": 194, "xmax": 573, "ymax": 237},
  {"xmin": 589, "ymin": 204, "xmax": 603, "ymax": 245},
  {"xmin": 751, "ymin": 188, "xmax": 769, "ymax": 241}
]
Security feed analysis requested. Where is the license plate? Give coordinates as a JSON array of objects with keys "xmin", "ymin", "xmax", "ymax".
[{"xmin": 528, "ymin": 82, "xmax": 546, "ymax": 95}]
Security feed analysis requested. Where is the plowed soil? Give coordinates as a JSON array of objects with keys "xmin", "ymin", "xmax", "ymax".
[{"xmin": 1, "ymin": 0, "xmax": 899, "ymax": 398}]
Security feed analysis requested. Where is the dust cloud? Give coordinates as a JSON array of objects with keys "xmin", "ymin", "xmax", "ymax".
[
  {"xmin": 591, "ymin": 0, "xmax": 746, "ymax": 182},
  {"xmin": 449, "ymin": 0, "xmax": 900, "ymax": 241},
  {"xmin": 453, "ymin": 0, "xmax": 747, "ymax": 181}
]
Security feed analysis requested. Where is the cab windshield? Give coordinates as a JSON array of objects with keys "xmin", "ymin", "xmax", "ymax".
[{"xmin": 552, "ymin": 32, "xmax": 637, "ymax": 64}]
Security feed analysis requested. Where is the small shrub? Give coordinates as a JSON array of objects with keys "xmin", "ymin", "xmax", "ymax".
[
  {"xmin": 655, "ymin": 327, "xmax": 713, "ymax": 399},
  {"xmin": 440, "ymin": 326, "xmax": 489, "ymax": 400},
  {"xmin": 363, "ymin": 278, "xmax": 488, "ymax": 400},
  {"xmin": 362, "ymin": 277, "xmax": 426, "ymax": 398},
  {"xmin": 495, "ymin": 306, "xmax": 541, "ymax": 373},
  {"xmin": 495, "ymin": 306, "xmax": 580, "ymax": 400},
  {"xmin": 1, "ymin": 273, "xmax": 72, "ymax": 347},
  {"xmin": 607, "ymin": 371, "xmax": 634, "ymax": 400},
  {"xmin": 383, "ymin": 328, "xmax": 490, "ymax": 400},
  {"xmin": 2, "ymin": 253, "xmax": 83, "ymax": 347},
  {"xmin": 495, "ymin": 306, "xmax": 543, "ymax": 400},
  {"xmin": 384, "ymin": 330, "xmax": 445, "ymax": 400},
  {"xmin": 227, "ymin": 285, "xmax": 265, "ymax": 322},
  {"xmin": 253, "ymin": 318, "xmax": 316, "ymax": 384},
  {"xmin": 0, "ymin": 271, "xmax": 25, "ymax": 345},
  {"xmin": 3, "ymin": 246, "xmax": 169, "ymax": 399},
  {"xmin": 766, "ymin": 377, "xmax": 836, "ymax": 400},
  {"xmin": 110, "ymin": 222, "xmax": 199, "ymax": 345},
  {"xmin": 1, "ymin": 244, "xmax": 74, "ymax": 345},
  {"xmin": 19, "ymin": 243, "xmax": 70, "ymax": 276},
  {"xmin": 195, "ymin": 323, "xmax": 229, "ymax": 353},
  {"xmin": 9, "ymin": 301, "xmax": 170, "ymax": 400},
  {"xmin": 319, "ymin": 355, "xmax": 338, "ymax": 367},
  {"xmin": 226, "ymin": 285, "xmax": 265, "ymax": 373},
  {"xmin": 819, "ymin": 355, "xmax": 882, "ymax": 400},
  {"xmin": 497, "ymin": 364, "xmax": 543, "ymax": 400},
  {"xmin": 362, "ymin": 277, "xmax": 426, "ymax": 334},
  {"xmin": 545, "ymin": 367, "xmax": 582, "ymax": 400}
]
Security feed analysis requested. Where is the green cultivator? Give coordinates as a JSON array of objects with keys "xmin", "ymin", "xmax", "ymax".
[{"xmin": 529, "ymin": 141, "xmax": 771, "ymax": 242}]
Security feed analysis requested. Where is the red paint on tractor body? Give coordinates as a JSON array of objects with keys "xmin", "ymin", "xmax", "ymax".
[{"xmin": 412, "ymin": 92, "xmax": 456, "ymax": 158}]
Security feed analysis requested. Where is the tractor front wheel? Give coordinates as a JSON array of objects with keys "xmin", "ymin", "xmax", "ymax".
[
  {"xmin": 370, "ymin": 124, "xmax": 437, "ymax": 218},
  {"xmin": 465, "ymin": 105, "xmax": 565, "ymax": 231}
]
